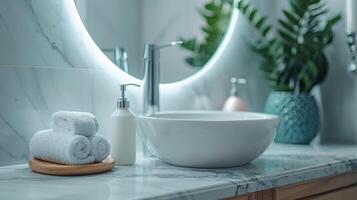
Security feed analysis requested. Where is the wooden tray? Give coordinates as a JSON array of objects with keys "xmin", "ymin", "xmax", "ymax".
[{"xmin": 29, "ymin": 157, "xmax": 115, "ymax": 176}]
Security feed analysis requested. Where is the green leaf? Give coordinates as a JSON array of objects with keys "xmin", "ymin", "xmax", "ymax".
[
  {"xmin": 279, "ymin": 19, "xmax": 296, "ymax": 34},
  {"xmin": 310, "ymin": 2, "xmax": 326, "ymax": 12},
  {"xmin": 262, "ymin": 26, "xmax": 271, "ymax": 37},
  {"xmin": 278, "ymin": 30, "xmax": 296, "ymax": 43},
  {"xmin": 325, "ymin": 15, "xmax": 342, "ymax": 28},
  {"xmin": 313, "ymin": 53, "xmax": 328, "ymax": 85},
  {"xmin": 291, "ymin": 0, "xmax": 304, "ymax": 17},
  {"xmin": 180, "ymin": 38, "xmax": 198, "ymax": 52},
  {"xmin": 255, "ymin": 16, "xmax": 267, "ymax": 29},
  {"xmin": 283, "ymin": 10, "xmax": 300, "ymax": 25},
  {"xmin": 311, "ymin": 9, "xmax": 328, "ymax": 18},
  {"xmin": 307, "ymin": 60, "xmax": 319, "ymax": 78},
  {"xmin": 248, "ymin": 8, "xmax": 257, "ymax": 21},
  {"xmin": 236, "ymin": 0, "xmax": 272, "ymax": 38}
]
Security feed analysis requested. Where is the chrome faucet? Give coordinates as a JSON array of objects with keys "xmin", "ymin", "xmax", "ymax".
[
  {"xmin": 101, "ymin": 47, "xmax": 129, "ymax": 73},
  {"xmin": 143, "ymin": 41, "xmax": 183, "ymax": 115}
]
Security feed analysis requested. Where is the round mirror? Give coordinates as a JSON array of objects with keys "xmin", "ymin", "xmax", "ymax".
[{"xmin": 75, "ymin": 0, "xmax": 233, "ymax": 83}]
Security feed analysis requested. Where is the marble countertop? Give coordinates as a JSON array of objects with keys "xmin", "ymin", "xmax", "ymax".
[{"xmin": 1, "ymin": 144, "xmax": 357, "ymax": 200}]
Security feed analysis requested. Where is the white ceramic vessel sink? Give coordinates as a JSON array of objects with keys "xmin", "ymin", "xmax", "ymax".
[{"xmin": 138, "ymin": 111, "xmax": 279, "ymax": 168}]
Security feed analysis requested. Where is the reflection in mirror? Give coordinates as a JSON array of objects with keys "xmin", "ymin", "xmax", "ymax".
[{"xmin": 75, "ymin": 0, "xmax": 232, "ymax": 83}]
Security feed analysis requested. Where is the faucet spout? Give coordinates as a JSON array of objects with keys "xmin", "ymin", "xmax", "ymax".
[
  {"xmin": 142, "ymin": 41, "xmax": 183, "ymax": 115},
  {"xmin": 143, "ymin": 44, "xmax": 160, "ymax": 115}
]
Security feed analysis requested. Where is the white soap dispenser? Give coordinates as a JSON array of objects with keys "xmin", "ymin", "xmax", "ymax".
[
  {"xmin": 111, "ymin": 83, "xmax": 139, "ymax": 166},
  {"xmin": 223, "ymin": 77, "xmax": 247, "ymax": 112}
]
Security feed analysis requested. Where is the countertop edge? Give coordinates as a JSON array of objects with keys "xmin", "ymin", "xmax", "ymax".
[{"xmin": 146, "ymin": 157, "xmax": 357, "ymax": 200}]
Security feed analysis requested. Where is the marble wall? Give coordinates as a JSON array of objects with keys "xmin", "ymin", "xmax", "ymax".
[
  {"xmin": 0, "ymin": 0, "xmax": 356, "ymax": 166},
  {"xmin": 0, "ymin": 66, "xmax": 121, "ymax": 164}
]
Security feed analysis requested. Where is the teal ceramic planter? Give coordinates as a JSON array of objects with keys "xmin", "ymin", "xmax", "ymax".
[{"xmin": 264, "ymin": 91, "xmax": 320, "ymax": 144}]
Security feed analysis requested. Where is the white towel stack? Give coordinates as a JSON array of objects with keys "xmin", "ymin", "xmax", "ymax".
[{"xmin": 30, "ymin": 111, "xmax": 110, "ymax": 165}]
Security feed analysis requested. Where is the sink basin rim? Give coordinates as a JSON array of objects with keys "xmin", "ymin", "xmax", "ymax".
[{"xmin": 139, "ymin": 110, "xmax": 279, "ymax": 122}]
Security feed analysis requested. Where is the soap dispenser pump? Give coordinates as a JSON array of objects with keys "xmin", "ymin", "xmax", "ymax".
[
  {"xmin": 111, "ymin": 83, "xmax": 140, "ymax": 166},
  {"xmin": 222, "ymin": 77, "xmax": 247, "ymax": 112}
]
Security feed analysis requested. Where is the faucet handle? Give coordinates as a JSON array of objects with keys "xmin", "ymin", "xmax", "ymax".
[{"xmin": 143, "ymin": 40, "xmax": 183, "ymax": 60}]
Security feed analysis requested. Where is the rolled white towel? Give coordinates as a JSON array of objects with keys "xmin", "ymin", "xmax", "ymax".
[
  {"xmin": 50, "ymin": 111, "xmax": 99, "ymax": 137},
  {"xmin": 89, "ymin": 136, "xmax": 110, "ymax": 162},
  {"xmin": 30, "ymin": 129, "xmax": 95, "ymax": 165}
]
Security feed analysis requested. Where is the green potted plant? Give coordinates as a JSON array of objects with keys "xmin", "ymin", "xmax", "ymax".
[{"xmin": 237, "ymin": 0, "xmax": 341, "ymax": 144}]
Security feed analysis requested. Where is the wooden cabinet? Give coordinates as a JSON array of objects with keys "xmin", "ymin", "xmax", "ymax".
[
  {"xmin": 226, "ymin": 190, "xmax": 273, "ymax": 200},
  {"xmin": 226, "ymin": 172, "xmax": 357, "ymax": 200},
  {"xmin": 303, "ymin": 185, "xmax": 357, "ymax": 200}
]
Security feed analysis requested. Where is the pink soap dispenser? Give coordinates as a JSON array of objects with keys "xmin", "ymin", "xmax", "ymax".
[{"xmin": 223, "ymin": 77, "xmax": 247, "ymax": 112}]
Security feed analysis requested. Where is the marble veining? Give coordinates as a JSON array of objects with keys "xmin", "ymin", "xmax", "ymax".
[{"xmin": 1, "ymin": 145, "xmax": 357, "ymax": 200}]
